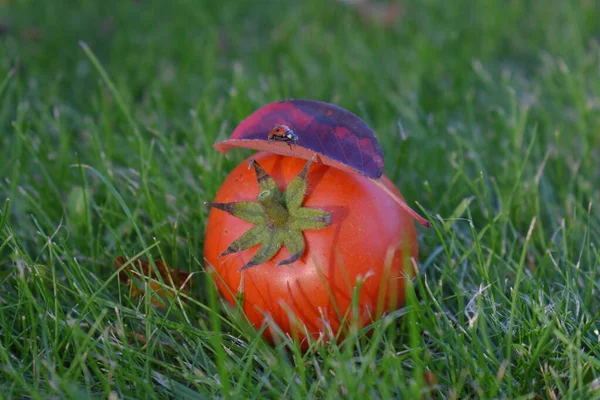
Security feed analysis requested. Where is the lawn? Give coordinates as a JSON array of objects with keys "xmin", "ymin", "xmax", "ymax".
[{"xmin": 1, "ymin": 0, "xmax": 600, "ymax": 398}]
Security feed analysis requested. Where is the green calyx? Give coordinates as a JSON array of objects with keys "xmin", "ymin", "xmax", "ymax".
[{"xmin": 206, "ymin": 158, "xmax": 331, "ymax": 270}]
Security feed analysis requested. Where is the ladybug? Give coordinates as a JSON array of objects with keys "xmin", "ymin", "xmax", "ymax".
[{"xmin": 267, "ymin": 124, "xmax": 298, "ymax": 145}]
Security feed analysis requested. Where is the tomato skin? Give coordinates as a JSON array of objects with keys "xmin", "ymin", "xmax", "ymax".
[{"xmin": 204, "ymin": 152, "xmax": 418, "ymax": 347}]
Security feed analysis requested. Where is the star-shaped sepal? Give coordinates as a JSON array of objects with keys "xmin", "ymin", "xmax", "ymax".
[{"xmin": 205, "ymin": 158, "xmax": 331, "ymax": 270}]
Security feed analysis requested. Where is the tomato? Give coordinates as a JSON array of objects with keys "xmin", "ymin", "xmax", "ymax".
[{"xmin": 204, "ymin": 152, "xmax": 418, "ymax": 348}]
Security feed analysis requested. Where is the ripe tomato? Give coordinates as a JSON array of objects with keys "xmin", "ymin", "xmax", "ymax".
[{"xmin": 204, "ymin": 152, "xmax": 418, "ymax": 348}]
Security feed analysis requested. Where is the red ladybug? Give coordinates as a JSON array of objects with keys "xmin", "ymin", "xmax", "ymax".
[{"xmin": 267, "ymin": 124, "xmax": 298, "ymax": 145}]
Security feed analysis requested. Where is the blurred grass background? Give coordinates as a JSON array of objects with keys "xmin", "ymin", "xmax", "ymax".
[{"xmin": 1, "ymin": 0, "xmax": 599, "ymax": 398}]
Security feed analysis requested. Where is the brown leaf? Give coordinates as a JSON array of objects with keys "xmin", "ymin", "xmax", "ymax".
[
  {"xmin": 356, "ymin": 2, "xmax": 403, "ymax": 27},
  {"xmin": 337, "ymin": 0, "xmax": 403, "ymax": 27},
  {"xmin": 423, "ymin": 370, "xmax": 437, "ymax": 386},
  {"xmin": 115, "ymin": 256, "xmax": 192, "ymax": 308},
  {"xmin": 22, "ymin": 27, "xmax": 42, "ymax": 41}
]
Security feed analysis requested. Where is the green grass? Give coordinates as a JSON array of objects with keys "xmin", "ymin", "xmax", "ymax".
[{"xmin": 1, "ymin": 0, "xmax": 600, "ymax": 398}]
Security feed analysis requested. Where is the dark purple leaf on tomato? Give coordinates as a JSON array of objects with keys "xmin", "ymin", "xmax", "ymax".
[{"xmin": 214, "ymin": 99, "xmax": 385, "ymax": 179}]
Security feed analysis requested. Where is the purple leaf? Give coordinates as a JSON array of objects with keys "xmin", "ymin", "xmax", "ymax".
[{"xmin": 214, "ymin": 99, "xmax": 385, "ymax": 179}]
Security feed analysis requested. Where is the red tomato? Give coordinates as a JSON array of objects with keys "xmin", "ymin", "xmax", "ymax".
[{"xmin": 204, "ymin": 152, "xmax": 418, "ymax": 348}]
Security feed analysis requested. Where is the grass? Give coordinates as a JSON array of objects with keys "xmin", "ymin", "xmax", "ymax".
[{"xmin": 1, "ymin": 0, "xmax": 599, "ymax": 398}]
